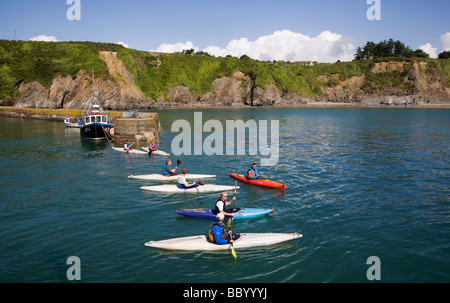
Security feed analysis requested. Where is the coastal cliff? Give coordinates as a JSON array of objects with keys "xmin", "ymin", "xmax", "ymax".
[{"xmin": 1, "ymin": 40, "xmax": 449, "ymax": 109}]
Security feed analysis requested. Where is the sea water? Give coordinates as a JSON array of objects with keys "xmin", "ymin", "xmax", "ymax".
[{"xmin": 0, "ymin": 107, "xmax": 449, "ymax": 283}]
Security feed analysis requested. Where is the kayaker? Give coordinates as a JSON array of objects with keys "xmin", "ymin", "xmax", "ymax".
[
  {"xmin": 162, "ymin": 159, "xmax": 180, "ymax": 176},
  {"xmin": 124, "ymin": 140, "xmax": 133, "ymax": 151},
  {"xmin": 208, "ymin": 213, "xmax": 241, "ymax": 245},
  {"xmin": 176, "ymin": 169, "xmax": 204, "ymax": 189},
  {"xmin": 247, "ymin": 162, "xmax": 263, "ymax": 180},
  {"xmin": 149, "ymin": 141, "xmax": 158, "ymax": 152},
  {"xmin": 213, "ymin": 192, "xmax": 239, "ymax": 217}
]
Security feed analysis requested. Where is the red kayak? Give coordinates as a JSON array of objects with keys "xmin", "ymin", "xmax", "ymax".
[{"xmin": 230, "ymin": 173, "xmax": 286, "ymax": 190}]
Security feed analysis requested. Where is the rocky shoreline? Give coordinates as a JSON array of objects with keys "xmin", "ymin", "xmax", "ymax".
[{"xmin": 1, "ymin": 100, "xmax": 449, "ymax": 123}]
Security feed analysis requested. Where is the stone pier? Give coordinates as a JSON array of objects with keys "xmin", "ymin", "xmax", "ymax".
[{"xmin": 113, "ymin": 112, "xmax": 161, "ymax": 144}]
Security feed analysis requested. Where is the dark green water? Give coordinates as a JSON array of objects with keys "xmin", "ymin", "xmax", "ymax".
[{"xmin": 0, "ymin": 107, "xmax": 449, "ymax": 282}]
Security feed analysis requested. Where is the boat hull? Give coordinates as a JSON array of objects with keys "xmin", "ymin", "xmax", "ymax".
[
  {"xmin": 145, "ymin": 233, "xmax": 302, "ymax": 251},
  {"xmin": 80, "ymin": 123, "xmax": 113, "ymax": 140},
  {"xmin": 230, "ymin": 173, "xmax": 286, "ymax": 190},
  {"xmin": 176, "ymin": 208, "xmax": 273, "ymax": 220}
]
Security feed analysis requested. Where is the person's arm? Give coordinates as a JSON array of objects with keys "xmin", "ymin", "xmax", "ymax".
[
  {"xmin": 220, "ymin": 210, "xmax": 234, "ymax": 217},
  {"xmin": 226, "ymin": 197, "xmax": 236, "ymax": 206}
]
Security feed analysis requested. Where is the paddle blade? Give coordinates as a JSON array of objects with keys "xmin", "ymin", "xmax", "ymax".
[{"xmin": 230, "ymin": 245, "xmax": 237, "ymax": 258}]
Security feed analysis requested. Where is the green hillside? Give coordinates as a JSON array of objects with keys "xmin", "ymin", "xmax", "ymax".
[{"xmin": 1, "ymin": 40, "xmax": 449, "ymax": 102}]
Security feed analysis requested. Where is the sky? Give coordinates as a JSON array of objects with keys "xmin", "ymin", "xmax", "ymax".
[{"xmin": 0, "ymin": 0, "xmax": 449, "ymax": 62}]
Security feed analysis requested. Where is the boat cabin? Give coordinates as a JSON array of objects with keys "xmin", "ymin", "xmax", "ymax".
[{"xmin": 84, "ymin": 114, "xmax": 109, "ymax": 125}]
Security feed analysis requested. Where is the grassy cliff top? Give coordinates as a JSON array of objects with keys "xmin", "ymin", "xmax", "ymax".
[{"xmin": 1, "ymin": 40, "xmax": 449, "ymax": 101}]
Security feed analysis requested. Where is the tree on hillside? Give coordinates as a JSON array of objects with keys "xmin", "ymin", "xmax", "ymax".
[
  {"xmin": 413, "ymin": 49, "xmax": 430, "ymax": 58},
  {"xmin": 438, "ymin": 51, "xmax": 450, "ymax": 59},
  {"xmin": 355, "ymin": 39, "xmax": 415, "ymax": 59},
  {"xmin": 181, "ymin": 48, "xmax": 195, "ymax": 55}
]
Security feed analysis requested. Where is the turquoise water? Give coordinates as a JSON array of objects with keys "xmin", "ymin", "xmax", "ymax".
[{"xmin": 0, "ymin": 107, "xmax": 449, "ymax": 283}]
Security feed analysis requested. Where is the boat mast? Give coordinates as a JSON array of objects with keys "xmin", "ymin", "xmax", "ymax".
[{"xmin": 91, "ymin": 65, "xmax": 95, "ymax": 108}]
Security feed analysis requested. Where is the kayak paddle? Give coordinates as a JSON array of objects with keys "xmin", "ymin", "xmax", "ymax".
[
  {"xmin": 227, "ymin": 181, "xmax": 237, "ymax": 228},
  {"xmin": 229, "ymin": 233, "xmax": 237, "ymax": 258}
]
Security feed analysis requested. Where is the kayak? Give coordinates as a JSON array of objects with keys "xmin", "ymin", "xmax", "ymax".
[
  {"xmin": 176, "ymin": 208, "xmax": 274, "ymax": 220},
  {"xmin": 140, "ymin": 184, "xmax": 238, "ymax": 193},
  {"xmin": 129, "ymin": 173, "xmax": 216, "ymax": 181},
  {"xmin": 145, "ymin": 232, "xmax": 302, "ymax": 251},
  {"xmin": 112, "ymin": 147, "xmax": 147, "ymax": 154},
  {"xmin": 113, "ymin": 147, "xmax": 169, "ymax": 156},
  {"xmin": 141, "ymin": 147, "xmax": 170, "ymax": 156},
  {"xmin": 230, "ymin": 173, "xmax": 286, "ymax": 190}
]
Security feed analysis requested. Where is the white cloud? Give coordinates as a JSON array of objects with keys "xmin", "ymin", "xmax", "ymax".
[
  {"xmin": 116, "ymin": 41, "xmax": 129, "ymax": 48},
  {"xmin": 30, "ymin": 35, "xmax": 58, "ymax": 42},
  {"xmin": 155, "ymin": 30, "xmax": 356, "ymax": 63},
  {"xmin": 156, "ymin": 41, "xmax": 198, "ymax": 53},
  {"xmin": 419, "ymin": 43, "xmax": 438, "ymax": 58},
  {"xmin": 441, "ymin": 32, "xmax": 450, "ymax": 51}
]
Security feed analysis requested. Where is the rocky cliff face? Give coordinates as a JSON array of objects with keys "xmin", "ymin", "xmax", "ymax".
[
  {"xmin": 7, "ymin": 51, "xmax": 155, "ymax": 110},
  {"xmin": 2, "ymin": 54, "xmax": 449, "ymax": 109},
  {"xmin": 317, "ymin": 61, "xmax": 450, "ymax": 106}
]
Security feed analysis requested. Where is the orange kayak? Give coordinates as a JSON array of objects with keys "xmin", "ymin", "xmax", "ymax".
[{"xmin": 230, "ymin": 173, "xmax": 286, "ymax": 190}]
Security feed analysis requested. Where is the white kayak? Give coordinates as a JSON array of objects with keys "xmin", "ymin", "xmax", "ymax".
[
  {"xmin": 141, "ymin": 147, "xmax": 170, "ymax": 156},
  {"xmin": 140, "ymin": 184, "xmax": 238, "ymax": 193},
  {"xmin": 128, "ymin": 174, "xmax": 216, "ymax": 181},
  {"xmin": 145, "ymin": 233, "xmax": 302, "ymax": 251},
  {"xmin": 112, "ymin": 147, "xmax": 147, "ymax": 154},
  {"xmin": 129, "ymin": 173, "xmax": 216, "ymax": 181}
]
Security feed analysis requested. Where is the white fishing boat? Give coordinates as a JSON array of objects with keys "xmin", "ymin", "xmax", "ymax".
[{"xmin": 64, "ymin": 116, "xmax": 82, "ymax": 128}]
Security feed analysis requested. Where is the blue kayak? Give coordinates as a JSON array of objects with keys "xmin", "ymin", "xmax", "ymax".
[{"xmin": 176, "ymin": 208, "xmax": 273, "ymax": 220}]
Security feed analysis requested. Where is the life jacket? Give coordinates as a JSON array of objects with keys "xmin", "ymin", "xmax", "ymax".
[
  {"xmin": 149, "ymin": 143, "xmax": 157, "ymax": 150},
  {"xmin": 247, "ymin": 167, "xmax": 258, "ymax": 179},
  {"xmin": 162, "ymin": 164, "xmax": 172, "ymax": 175},
  {"xmin": 213, "ymin": 198, "xmax": 227, "ymax": 215},
  {"xmin": 208, "ymin": 220, "xmax": 227, "ymax": 243}
]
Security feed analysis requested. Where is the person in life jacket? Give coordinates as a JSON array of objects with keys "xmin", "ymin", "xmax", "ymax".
[
  {"xmin": 176, "ymin": 169, "xmax": 203, "ymax": 189},
  {"xmin": 247, "ymin": 162, "xmax": 263, "ymax": 180},
  {"xmin": 213, "ymin": 192, "xmax": 240, "ymax": 217},
  {"xmin": 162, "ymin": 159, "xmax": 179, "ymax": 175},
  {"xmin": 149, "ymin": 141, "xmax": 158, "ymax": 152},
  {"xmin": 124, "ymin": 140, "xmax": 133, "ymax": 151},
  {"xmin": 208, "ymin": 213, "xmax": 241, "ymax": 245}
]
